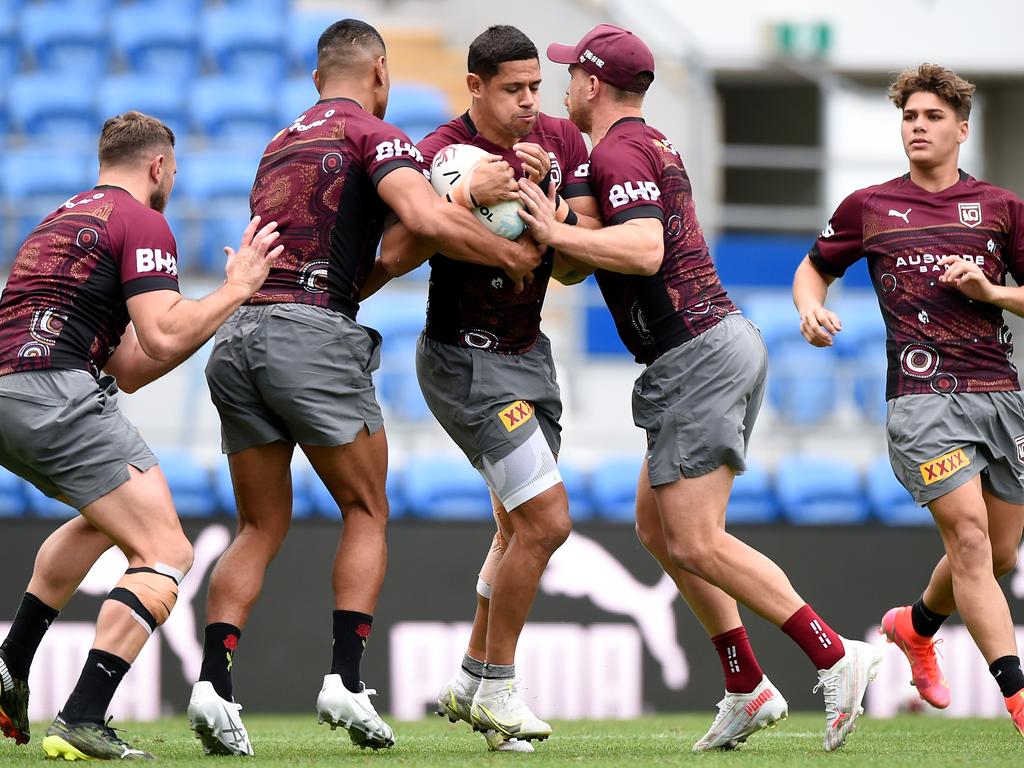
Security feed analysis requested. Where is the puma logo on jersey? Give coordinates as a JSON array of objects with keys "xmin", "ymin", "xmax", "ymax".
[
  {"xmin": 888, "ymin": 208, "xmax": 911, "ymax": 224},
  {"xmin": 136, "ymin": 248, "xmax": 178, "ymax": 276}
]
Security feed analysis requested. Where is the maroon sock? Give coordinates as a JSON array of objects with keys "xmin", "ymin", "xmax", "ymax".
[
  {"xmin": 781, "ymin": 604, "xmax": 845, "ymax": 670},
  {"xmin": 711, "ymin": 626, "xmax": 764, "ymax": 694}
]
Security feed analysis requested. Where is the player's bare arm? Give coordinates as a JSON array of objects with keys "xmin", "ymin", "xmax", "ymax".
[
  {"xmin": 468, "ymin": 156, "xmax": 519, "ymax": 204},
  {"xmin": 938, "ymin": 254, "xmax": 1024, "ymax": 315},
  {"xmin": 125, "ymin": 216, "xmax": 282, "ymax": 363},
  {"xmin": 377, "ymin": 166, "xmax": 542, "ymax": 288},
  {"xmin": 793, "ymin": 256, "xmax": 842, "ymax": 347},
  {"xmin": 518, "ymin": 177, "xmax": 661, "ymax": 275},
  {"xmin": 551, "ymin": 195, "xmax": 602, "ymax": 285}
]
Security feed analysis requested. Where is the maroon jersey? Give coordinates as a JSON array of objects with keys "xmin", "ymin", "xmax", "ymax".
[
  {"xmin": 586, "ymin": 118, "xmax": 737, "ymax": 364},
  {"xmin": 248, "ymin": 98, "xmax": 423, "ymax": 318},
  {"xmin": 417, "ymin": 112, "xmax": 591, "ymax": 353},
  {"xmin": 0, "ymin": 186, "xmax": 180, "ymax": 377},
  {"xmin": 810, "ymin": 171, "xmax": 1024, "ymax": 399}
]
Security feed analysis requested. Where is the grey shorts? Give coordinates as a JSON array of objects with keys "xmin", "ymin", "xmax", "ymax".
[
  {"xmin": 886, "ymin": 390, "xmax": 1024, "ymax": 506},
  {"xmin": 633, "ymin": 314, "xmax": 766, "ymax": 486},
  {"xmin": 206, "ymin": 304, "xmax": 383, "ymax": 454},
  {"xmin": 415, "ymin": 333, "xmax": 562, "ymax": 468},
  {"xmin": 0, "ymin": 370, "xmax": 156, "ymax": 509}
]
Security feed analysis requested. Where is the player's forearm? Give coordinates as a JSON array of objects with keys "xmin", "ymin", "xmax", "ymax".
[
  {"xmin": 140, "ymin": 283, "xmax": 249, "ymax": 362},
  {"xmin": 987, "ymin": 284, "xmax": 1024, "ymax": 317},
  {"xmin": 792, "ymin": 257, "xmax": 834, "ymax": 313},
  {"xmin": 415, "ymin": 202, "xmax": 522, "ymax": 272},
  {"xmin": 543, "ymin": 220, "xmax": 662, "ymax": 276}
]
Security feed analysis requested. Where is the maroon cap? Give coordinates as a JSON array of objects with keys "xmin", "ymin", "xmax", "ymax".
[{"xmin": 547, "ymin": 24, "xmax": 655, "ymax": 92}]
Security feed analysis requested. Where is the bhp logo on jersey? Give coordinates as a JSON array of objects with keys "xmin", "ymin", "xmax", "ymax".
[
  {"xmin": 375, "ymin": 139, "xmax": 423, "ymax": 164},
  {"xmin": 920, "ymin": 448, "xmax": 970, "ymax": 486},
  {"xmin": 498, "ymin": 400, "xmax": 534, "ymax": 432},
  {"xmin": 136, "ymin": 248, "xmax": 178, "ymax": 276},
  {"xmin": 609, "ymin": 181, "xmax": 661, "ymax": 208}
]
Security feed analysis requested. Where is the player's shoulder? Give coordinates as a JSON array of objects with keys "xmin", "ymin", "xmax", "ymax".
[
  {"xmin": 841, "ymin": 177, "xmax": 905, "ymax": 211},
  {"xmin": 417, "ymin": 116, "xmax": 469, "ymax": 158},
  {"xmin": 963, "ymin": 174, "xmax": 1022, "ymax": 205}
]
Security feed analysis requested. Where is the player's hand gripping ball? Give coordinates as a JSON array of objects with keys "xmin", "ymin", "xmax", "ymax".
[{"xmin": 430, "ymin": 144, "xmax": 526, "ymax": 240}]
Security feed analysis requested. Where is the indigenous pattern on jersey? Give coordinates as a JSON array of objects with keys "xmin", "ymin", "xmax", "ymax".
[
  {"xmin": 809, "ymin": 171, "xmax": 1024, "ymax": 398},
  {"xmin": 248, "ymin": 98, "xmax": 422, "ymax": 318},
  {"xmin": 586, "ymin": 117, "xmax": 736, "ymax": 364},
  {"xmin": 417, "ymin": 112, "xmax": 590, "ymax": 354},
  {"xmin": 0, "ymin": 186, "xmax": 180, "ymax": 377}
]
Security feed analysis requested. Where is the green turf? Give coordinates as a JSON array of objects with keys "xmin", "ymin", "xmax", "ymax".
[{"xmin": 2, "ymin": 713, "xmax": 1020, "ymax": 766}]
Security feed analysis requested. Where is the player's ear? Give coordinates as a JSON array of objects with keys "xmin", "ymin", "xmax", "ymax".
[
  {"xmin": 149, "ymin": 154, "xmax": 164, "ymax": 184},
  {"xmin": 958, "ymin": 120, "xmax": 969, "ymax": 144},
  {"xmin": 467, "ymin": 73, "xmax": 484, "ymax": 99},
  {"xmin": 588, "ymin": 75, "xmax": 601, "ymax": 100},
  {"xmin": 374, "ymin": 56, "xmax": 388, "ymax": 89},
  {"xmin": 312, "ymin": 68, "xmax": 322, "ymax": 94}
]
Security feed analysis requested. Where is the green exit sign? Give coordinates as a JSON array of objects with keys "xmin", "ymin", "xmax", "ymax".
[{"xmin": 776, "ymin": 22, "xmax": 831, "ymax": 59}]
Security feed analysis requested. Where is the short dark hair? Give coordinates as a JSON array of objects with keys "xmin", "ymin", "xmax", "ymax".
[
  {"xmin": 608, "ymin": 71, "xmax": 653, "ymax": 100},
  {"xmin": 317, "ymin": 19, "xmax": 386, "ymax": 77},
  {"xmin": 98, "ymin": 111, "xmax": 175, "ymax": 167},
  {"xmin": 888, "ymin": 63, "xmax": 975, "ymax": 121},
  {"xmin": 467, "ymin": 25, "xmax": 538, "ymax": 81}
]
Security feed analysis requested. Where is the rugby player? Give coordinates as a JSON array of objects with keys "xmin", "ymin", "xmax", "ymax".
[
  {"xmin": 793, "ymin": 63, "xmax": 1024, "ymax": 732},
  {"xmin": 188, "ymin": 19, "xmax": 542, "ymax": 756},
  {"xmin": 521, "ymin": 24, "xmax": 882, "ymax": 752},
  {"xmin": 0, "ymin": 111, "xmax": 281, "ymax": 760},
  {"xmin": 379, "ymin": 25, "xmax": 597, "ymax": 748}
]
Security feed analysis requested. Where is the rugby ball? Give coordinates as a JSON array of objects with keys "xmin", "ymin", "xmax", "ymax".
[{"xmin": 429, "ymin": 143, "xmax": 526, "ymax": 240}]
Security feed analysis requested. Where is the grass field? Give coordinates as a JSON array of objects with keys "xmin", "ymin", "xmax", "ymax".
[{"xmin": 1, "ymin": 713, "xmax": 1021, "ymax": 766}]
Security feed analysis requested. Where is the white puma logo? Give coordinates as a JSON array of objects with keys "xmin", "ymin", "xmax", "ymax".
[
  {"xmin": 888, "ymin": 208, "xmax": 911, "ymax": 224},
  {"xmin": 96, "ymin": 663, "xmax": 117, "ymax": 678},
  {"xmin": 540, "ymin": 532, "xmax": 688, "ymax": 689}
]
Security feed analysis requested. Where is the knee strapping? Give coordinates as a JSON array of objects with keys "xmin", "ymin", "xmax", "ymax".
[{"xmin": 106, "ymin": 565, "xmax": 180, "ymax": 635}]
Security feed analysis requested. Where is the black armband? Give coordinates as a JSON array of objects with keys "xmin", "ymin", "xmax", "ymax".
[
  {"xmin": 538, "ymin": 169, "xmax": 553, "ymax": 194},
  {"xmin": 562, "ymin": 206, "xmax": 578, "ymax": 226}
]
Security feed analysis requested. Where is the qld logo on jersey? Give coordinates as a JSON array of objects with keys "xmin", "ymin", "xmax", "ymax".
[
  {"xmin": 135, "ymin": 248, "xmax": 177, "ymax": 276},
  {"xmin": 958, "ymin": 202, "xmax": 982, "ymax": 228},
  {"xmin": 608, "ymin": 181, "xmax": 661, "ymax": 208}
]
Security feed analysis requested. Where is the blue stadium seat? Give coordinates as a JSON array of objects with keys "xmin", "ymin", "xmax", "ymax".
[
  {"xmin": 726, "ymin": 460, "xmax": 779, "ymax": 523},
  {"xmin": 713, "ymin": 233, "xmax": 813, "ymax": 288},
  {"xmin": 1, "ymin": 148, "xmax": 93, "ymax": 251},
  {"xmin": 767, "ymin": 340, "xmax": 838, "ymax": 425},
  {"xmin": 111, "ymin": 3, "xmax": 199, "ymax": 81},
  {"xmin": 200, "ymin": 7, "xmax": 287, "ymax": 82},
  {"xmin": 189, "ymin": 75, "xmax": 279, "ymax": 139},
  {"xmin": 867, "ymin": 456, "xmax": 932, "ymax": 525},
  {"xmin": 8, "ymin": 74, "xmax": 98, "ymax": 136},
  {"xmin": 831, "ymin": 292, "xmax": 885, "ymax": 358},
  {"xmin": 360, "ymin": 291, "xmax": 429, "ymax": 421},
  {"xmin": 776, "ymin": 456, "xmax": 870, "ymax": 524},
  {"xmin": 279, "ymin": 75, "xmax": 319, "ymax": 127},
  {"xmin": 0, "ymin": 466, "xmax": 26, "ymax": 517},
  {"xmin": 852, "ymin": 345, "xmax": 888, "ymax": 424},
  {"xmin": 404, "ymin": 457, "xmax": 490, "ymax": 519},
  {"xmin": 97, "ymin": 76, "xmax": 188, "ymax": 141},
  {"xmin": 0, "ymin": 7, "xmax": 18, "ymax": 83},
  {"xmin": 176, "ymin": 149, "xmax": 259, "ymax": 270},
  {"xmin": 739, "ymin": 292, "xmax": 802, "ymax": 350},
  {"xmin": 558, "ymin": 462, "xmax": 595, "ymax": 520},
  {"xmin": 19, "ymin": 3, "xmax": 109, "ymax": 77},
  {"xmin": 288, "ymin": 11, "xmax": 352, "ymax": 75},
  {"xmin": 590, "ymin": 455, "xmax": 642, "ymax": 521},
  {"xmin": 24, "ymin": 482, "xmax": 74, "ymax": 519},
  {"xmin": 386, "ymin": 83, "xmax": 451, "ymax": 143},
  {"xmin": 158, "ymin": 451, "xmax": 217, "ymax": 517}
]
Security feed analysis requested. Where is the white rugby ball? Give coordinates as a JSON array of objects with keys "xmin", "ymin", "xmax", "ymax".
[{"xmin": 429, "ymin": 143, "xmax": 526, "ymax": 240}]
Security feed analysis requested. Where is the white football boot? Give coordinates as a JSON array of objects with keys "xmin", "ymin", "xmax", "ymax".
[
  {"xmin": 187, "ymin": 681, "xmax": 254, "ymax": 756},
  {"xmin": 692, "ymin": 675, "xmax": 788, "ymax": 751},
  {"xmin": 470, "ymin": 677, "xmax": 551, "ymax": 742},
  {"xmin": 437, "ymin": 670, "xmax": 534, "ymax": 752},
  {"xmin": 316, "ymin": 674, "xmax": 395, "ymax": 750},
  {"xmin": 814, "ymin": 639, "xmax": 883, "ymax": 751}
]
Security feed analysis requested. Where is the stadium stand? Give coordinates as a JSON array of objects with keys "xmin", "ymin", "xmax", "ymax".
[
  {"xmin": 589, "ymin": 455, "xmax": 643, "ymax": 521},
  {"xmin": 866, "ymin": 455, "xmax": 933, "ymax": 525},
  {"xmin": 776, "ymin": 456, "xmax": 871, "ymax": 524},
  {"xmin": 0, "ymin": 466, "xmax": 25, "ymax": 517},
  {"xmin": 404, "ymin": 457, "xmax": 490, "ymax": 519},
  {"xmin": 726, "ymin": 460, "xmax": 779, "ymax": 524}
]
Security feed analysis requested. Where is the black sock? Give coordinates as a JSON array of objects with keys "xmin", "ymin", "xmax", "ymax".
[
  {"xmin": 990, "ymin": 655, "xmax": 1024, "ymax": 698},
  {"xmin": 331, "ymin": 610, "xmax": 373, "ymax": 693},
  {"xmin": 0, "ymin": 593, "xmax": 59, "ymax": 679},
  {"xmin": 910, "ymin": 598, "xmax": 949, "ymax": 638},
  {"xmin": 60, "ymin": 649, "xmax": 130, "ymax": 725},
  {"xmin": 198, "ymin": 623, "xmax": 241, "ymax": 701}
]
